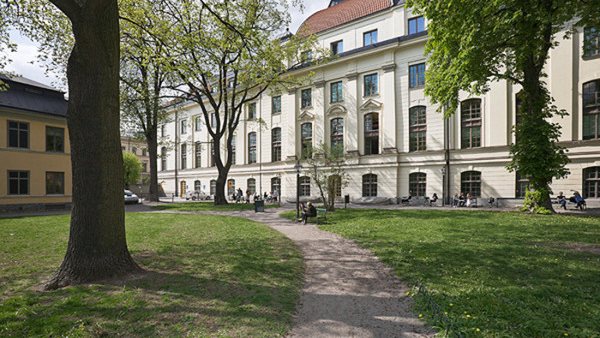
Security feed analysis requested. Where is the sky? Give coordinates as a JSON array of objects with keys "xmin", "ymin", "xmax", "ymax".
[{"xmin": 4, "ymin": 0, "xmax": 330, "ymax": 89}]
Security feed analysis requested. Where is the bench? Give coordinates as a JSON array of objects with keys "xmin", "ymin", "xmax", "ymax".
[{"xmin": 306, "ymin": 208, "xmax": 327, "ymax": 224}]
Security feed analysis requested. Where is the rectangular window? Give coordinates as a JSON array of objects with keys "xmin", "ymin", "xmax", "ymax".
[
  {"xmin": 363, "ymin": 29, "xmax": 378, "ymax": 47},
  {"xmin": 248, "ymin": 132, "xmax": 257, "ymax": 164},
  {"xmin": 195, "ymin": 142, "xmax": 202, "ymax": 168},
  {"xmin": 583, "ymin": 80, "xmax": 600, "ymax": 140},
  {"xmin": 301, "ymin": 50, "xmax": 313, "ymax": 63},
  {"xmin": 161, "ymin": 125, "xmax": 165, "ymax": 138},
  {"xmin": 211, "ymin": 113, "xmax": 216, "ymax": 127},
  {"xmin": 584, "ymin": 27, "xmax": 600, "ymax": 58},
  {"xmin": 330, "ymin": 81, "xmax": 343, "ymax": 103},
  {"xmin": 231, "ymin": 138, "xmax": 236, "ymax": 165},
  {"xmin": 301, "ymin": 88, "xmax": 312, "ymax": 108},
  {"xmin": 180, "ymin": 119, "xmax": 187, "ymax": 135},
  {"xmin": 364, "ymin": 73, "xmax": 379, "ymax": 97},
  {"xmin": 161, "ymin": 147, "xmax": 167, "ymax": 171},
  {"xmin": 409, "ymin": 63, "xmax": 426, "ymax": 89},
  {"xmin": 461, "ymin": 99, "xmax": 482, "ymax": 148},
  {"xmin": 210, "ymin": 141, "xmax": 215, "ymax": 167},
  {"xmin": 272, "ymin": 128, "xmax": 282, "ymax": 162},
  {"xmin": 195, "ymin": 116, "xmax": 202, "ymax": 132},
  {"xmin": 8, "ymin": 121, "xmax": 29, "ymax": 149},
  {"xmin": 8, "ymin": 171, "xmax": 29, "ymax": 195},
  {"xmin": 46, "ymin": 126, "xmax": 65, "ymax": 152},
  {"xmin": 409, "ymin": 106, "xmax": 427, "ymax": 152},
  {"xmin": 142, "ymin": 162, "xmax": 148, "ymax": 172},
  {"xmin": 331, "ymin": 40, "xmax": 344, "ymax": 55},
  {"xmin": 301, "ymin": 123, "xmax": 313, "ymax": 159},
  {"xmin": 515, "ymin": 172, "xmax": 529, "ymax": 198},
  {"xmin": 248, "ymin": 102, "xmax": 257, "ymax": 120},
  {"xmin": 181, "ymin": 143, "xmax": 187, "ymax": 169},
  {"xmin": 272, "ymin": 96, "xmax": 282, "ymax": 114},
  {"xmin": 46, "ymin": 172, "xmax": 64, "ymax": 195},
  {"xmin": 408, "ymin": 16, "xmax": 425, "ymax": 35}
]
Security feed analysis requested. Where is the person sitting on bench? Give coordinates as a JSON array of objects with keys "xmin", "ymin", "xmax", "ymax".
[
  {"xmin": 571, "ymin": 191, "xmax": 586, "ymax": 211},
  {"xmin": 557, "ymin": 192, "xmax": 567, "ymax": 210},
  {"xmin": 301, "ymin": 202, "xmax": 317, "ymax": 224}
]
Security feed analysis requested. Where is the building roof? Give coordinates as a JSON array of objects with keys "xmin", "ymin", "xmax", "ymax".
[
  {"xmin": 297, "ymin": 0, "xmax": 401, "ymax": 36},
  {"xmin": 0, "ymin": 74, "xmax": 68, "ymax": 118}
]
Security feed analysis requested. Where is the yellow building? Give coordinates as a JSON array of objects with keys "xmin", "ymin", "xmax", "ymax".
[{"xmin": 0, "ymin": 75, "xmax": 72, "ymax": 212}]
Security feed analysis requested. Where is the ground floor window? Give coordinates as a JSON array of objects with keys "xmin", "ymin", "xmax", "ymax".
[
  {"xmin": 300, "ymin": 176, "xmax": 311, "ymax": 197},
  {"xmin": 271, "ymin": 177, "xmax": 281, "ymax": 195},
  {"xmin": 247, "ymin": 178, "xmax": 256, "ymax": 195},
  {"xmin": 194, "ymin": 180, "xmax": 201, "ymax": 192},
  {"xmin": 515, "ymin": 172, "xmax": 529, "ymax": 198},
  {"xmin": 584, "ymin": 167, "xmax": 600, "ymax": 198},
  {"xmin": 362, "ymin": 174, "xmax": 377, "ymax": 197},
  {"xmin": 210, "ymin": 180, "xmax": 216, "ymax": 196},
  {"xmin": 8, "ymin": 171, "xmax": 29, "ymax": 195},
  {"xmin": 227, "ymin": 179, "xmax": 235, "ymax": 196},
  {"xmin": 409, "ymin": 172, "xmax": 426, "ymax": 197},
  {"xmin": 46, "ymin": 172, "xmax": 65, "ymax": 195},
  {"xmin": 328, "ymin": 175, "xmax": 342, "ymax": 197},
  {"xmin": 461, "ymin": 171, "xmax": 481, "ymax": 197}
]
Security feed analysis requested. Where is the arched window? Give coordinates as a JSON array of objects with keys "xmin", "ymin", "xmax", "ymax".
[
  {"xmin": 583, "ymin": 80, "xmax": 600, "ymax": 140},
  {"xmin": 461, "ymin": 99, "xmax": 482, "ymax": 148},
  {"xmin": 161, "ymin": 147, "xmax": 167, "ymax": 171},
  {"xmin": 210, "ymin": 179, "xmax": 217, "ymax": 196},
  {"xmin": 583, "ymin": 167, "xmax": 600, "ymax": 198},
  {"xmin": 194, "ymin": 180, "xmax": 201, "ymax": 192},
  {"xmin": 227, "ymin": 179, "xmax": 236, "ymax": 197},
  {"xmin": 247, "ymin": 178, "xmax": 256, "ymax": 194},
  {"xmin": 461, "ymin": 171, "xmax": 482, "ymax": 197},
  {"xmin": 328, "ymin": 175, "xmax": 342, "ymax": 197},
  {"xmin": 271, "ymin": 177, "xmax": 281, "ymax": 195},
  {"xmin": 409, "ymin": 106, "xmax": 427, "ymax": 152},
  {"xmin": 362, "ymin": 174, "xmax": 378, "ymax": 197},
  {"xmin": 299, "ymin": 176, "xmax": 311, "ymax": 197},
  {"xmin": 248, "ymin": 132, "xmax": 257, "ymax": 164},
  {"xmin": 272, "ymin": 128, "xmax": 282, "ymax": 162},
  {"xmin": 409, "ymin": 172, "xmax": 426, "ymax": 197},
  {"xmin": 301, "ymin": 123, "xmax": 313, "ymax": 159},
  {"xmin": 364, "ymin": 113, "xmax": 379, "ymax": 155},
  {"xmin": 330, "ymin": 118, "xmax": 344, "ymax": 153}
]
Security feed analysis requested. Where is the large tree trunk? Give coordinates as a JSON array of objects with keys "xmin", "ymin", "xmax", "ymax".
[
  {"xmin": 212, "ymin": 137, "xmax": 231, "ymax": 205},
  {"xmin": 146, "ymin": 132, "xmax": 160, "ymax": 202},
  {"xmin": 46, "ymin": 0, "xmax": 141, "ymax": 290}
]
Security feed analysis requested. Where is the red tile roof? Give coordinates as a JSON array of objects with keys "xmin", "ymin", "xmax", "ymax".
[{"xmin": 297, "ymin": 0, "xmax": 394, "ymax": 37}]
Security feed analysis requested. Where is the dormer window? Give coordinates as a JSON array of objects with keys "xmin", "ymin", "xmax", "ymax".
[
  {"xmin": 408, "ymin": 16, "xmax": 425, "ymax": 35},
  {"xmin": 331, "ymin": 40, "xmax": 344, "ymax": 55}
]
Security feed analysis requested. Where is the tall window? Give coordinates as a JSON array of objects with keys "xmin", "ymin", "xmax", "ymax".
[
  {"xmin": 195, "ymin": 116, "xmax": 202, "ymax": 132},
  {"xmin": 227, "ymin": 179, "xmax": 236, "ymax": 197},
  {"xmin": 248, "ymin": 132, "xmax": 257, "ymax": 164},
  {"xmin": 364, "ymin": 113, "xmax": 379, "ymax": 155},
  {"xmin": 584, "ymin": 27, "xmax": 600, "ymax": 58},
  {"xmin": 272, "ymin": 128, "xmax": 282, "ymax": 162},
  {"xmin": 409, "ymin": 106, "xmax": 427, "ymax": 152},
  {"xmin": 46, "ymin": 172, "xmax": 65, "ymax": 195},
  {"xmin": 330, "ymin": 81, "xmax": 343, "ymax": 103},
  {"xmin": 161, "ymin": 147, "xmax": 167, "ymax": 171},
  {"xmin": 409, "ymin": 172, "xmax": 426, "ymax": 197},
  {"xmin": 210, "ymin": 141, "xmax": 216, "ymax": 167},
  {"xmin": 408, "ymin": 16, "xmax": 425, "ymax": 35},
  {"xmin": 161, "ymin": 125, "xmax": 166, "ymax": 138},
  {"xmin": 362, "ymin": 174, "xmax": 378, "ymax": 197},
  {"xmin": 46, "ymin": 127, "xmax": 64, "ymax": 152},
  {"xmin": 8, "ymin": 171, "xmax": 29, "ymax": 195},
  {"xmin": 8, "ymin": 121, "xmax": 29, "ymax": 148},
  {"xmin": 271, "ymin": 177, "xmax": 281, "ymax": 195},
  {"xmin": 515, "ymin": 172, "xmax": 529, "ymax": 198},
  {"xmin": 330, "ymin": 118, "xmax": 344, "ymax": 153},
  {"xmin": 194, "ymin": 180, "xmax": 201, "ymax": 192},
  {"xmin": 181, "ymin": 143, "xmax": 187, "ymax": 169},
  {"xmin": 210, "ymin": 179, "xmax": 216, "ymax": 196},
  {"xmin": 331, "ymin": 40, "xmax": 343, "ymax": 55},
  {"xmin": 272, "ymin": 96, "xmax": 282, "ymax": 115},
  {"xmin": 301, "ymin": 88, "xmax": 312, "ymax": 108},
  {"xmin": 195, "ymin": 142, "xmax": 202, "ymax": 168},
  {"xmin": 363, "ymin": 29, "xmax": 378, "ymax": 46},
  {"xmin": 211, "ymin": 113, "xmax": 216, "ymax": 127},
  {"xmin": 461, "ymin": 99, "xmax": 482, "ymax": 148},
  {"xmin": 180, "ymin": 119, "xmax": 187, "ymax": 134},
  {"xmin": 247, "ymin": 178, "xmax": 256, "ymax": 194},
  {"xmin": 248, "ymin": 102, "xmax": 257, "ymax": 120},
  {"xmin": 583, "ymin": 80, "xmax": 600, "ymax": 140},
  {"xmin": 461, "ymin": 171, "xmax": 482, "ymax": 197},
  {"xmin": 231, "ymin": 136, "xmax": 237, "ymax": 165},
  {"xmin": 301, "ymin": 123, "xmax": 313, "ymax": 159},
  {"xmin": 329, "ymin": 175, "xmax": 342, "ymax": 197},
  {"xmin": 583, "ymin": 167, "xmax": 600, "ymax": 198},
  {"xmin": 409, "ymin": 63, "xmax": 426, "ymax": 89},
  {"xmin": 364, "ymin": 73, "xmax": 379, "ymax": 96},
  {"xmin": 300, "ymin": 176, "xmax": 311, "ymax": 196}
]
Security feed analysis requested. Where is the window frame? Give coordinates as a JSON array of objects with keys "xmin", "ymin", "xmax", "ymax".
[
  {"xmin": 364, "ymin": 113, "xmax": 379, "ymax": 155},
  {"xmin": 247, "ymin": 178, "xmax": 256, "ymax": 195},
  {"xmin": 583, "ymin": 79, "xmax": 600, "ymax": 140},
  {"xmin": 583, "ymin": 167, "xmax": 600, "ymax": 198},
  {"xmin": 331, "ymin": 40, "xmax": 344, "ymax": 55},
  {"xmin": 461, "ymin": 99, "xmax": 483, "ymax": 149},
  {"xmin": 194, "ymin": 142, "xmax": 202, "ymax": 168},
  {"xmin": 299, "ymin": 176, "xmax": 311, "ymax": 197},
  {"xmin": 248, "ymin": 132, "xmax": 257, "ymax": 164},
  {"xmin": 181, "ymin": 143, "xmax": 187, "ymax": 169},
  {"xmin": 409, "ymin": 172, "xmax": 427, "ymax": 197},
  {"xmin": 271, "ymin": 128, "xmax": 282, "ymax": 162},
  {"xmin": 330, "ymin": 81, "xmax": 344, "ymax": 103},
  {"xmin": 461, "ymin": 171, "xmax": 482, "ymax": 197},
  {"xmin": 362, "ymin": 174, "xmax": 378, "ymax": 197},
  {"xmin": 161, "ymin": 147, "xmax": 167, "ymax": 171},
  {"xmin": 301, "ymin": 88, "xmax": 312, "ymax": 109},
  {"xmin": 408, "ymin": 63, "xmax": 426, "ymax": 89},
  {"xmin": 330, "ymin": 117, "xmax": 344, "ymax": 152},
  {"xmin": 271, "ymin": 177, "xmax": 281, "ymax": 195},
  {"xmin": 584, "ymin": 27, "xmax": 600, "ymax": 58},
  {"xmin": 408, "ymin": 16, "xmax": 425, "ymax": 35},
  {"xmin": 46, "ymin": 126, "xmax": 65, "ymax": 153},
  {"xmin": 515, "ymin": 172, "xmax": 530, "ymax": 198},
  {"xmin": 409, "ymin": 106, "xmax": 427, "ymax": 152},
  {"xmin": 363, "ymin": 29, "xmax": 378, "ymax": 47},
  {"xmin": 8, "ymin": 170, "xmax": 30, "ymax": 196},
  {"xmin": 301, "ymin": 122, "xmax": 313, "ymax": 159},
  {"xmin": 45, "ymin": 171, "xmax": 65, "ymax": 195},
  {"xmin": 272, "ymin": 95, "xmax": 282, "ymax": 115},
  {"xmin": 363, "ymin": 73, "xmax": 379, "ymax": 97},
  {"xmin": 180, "ymin": 119, "xmax": 187, "ymax": 135},
  {"xmin": 7, "ymin": 120, "xmax": 29, "ymax": 149}
]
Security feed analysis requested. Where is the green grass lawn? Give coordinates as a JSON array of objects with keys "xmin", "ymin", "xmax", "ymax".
[
  {"xmin": 0, "ymin": 213, "xmax": 302, "ymax": 337},
  {"xmin": 152, "ymin": 201, "xmax": 279, "ymax": 212},
  {"xmin": 283, "ymin": 209, "xmax": 600, "ymax": 337}
]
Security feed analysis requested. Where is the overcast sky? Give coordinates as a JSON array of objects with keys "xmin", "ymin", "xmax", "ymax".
[{"xmin": 4, "ymin": 0, "xmax": 330, "ymax": 89}]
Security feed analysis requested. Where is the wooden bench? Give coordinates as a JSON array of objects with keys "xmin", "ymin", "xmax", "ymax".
[{"xmin": 306, "ymin": 208, "xmax": 327, "ymax": 224}]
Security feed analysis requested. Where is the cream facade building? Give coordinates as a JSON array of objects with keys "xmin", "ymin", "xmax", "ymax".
[{"xmin": 158, "ymin": 0, "xmax": 600, "ymax": 205}]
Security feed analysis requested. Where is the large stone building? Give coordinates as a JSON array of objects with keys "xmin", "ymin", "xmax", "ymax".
[
  {"xmin": 158, "ymin": 0, "xmax": 600, "ymax": 205},
  {"xmin": 0, "ymin": 74, "xmax": 72, "ymax": 211}
]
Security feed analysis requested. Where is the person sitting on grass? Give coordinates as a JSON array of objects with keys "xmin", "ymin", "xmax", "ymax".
[
  {"xmin": 301, "ymin": 202, "xmax": 317, "ymax": 225},
  {"xmin": 557, "ymin": 191, "xmax": 567, "ymax": 210}
]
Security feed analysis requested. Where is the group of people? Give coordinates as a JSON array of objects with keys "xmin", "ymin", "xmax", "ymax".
[
  {"xmin": 298, "ymin": 202, "xmax": 317, "ymax": 224},
  {"xmin": 556, "ymin": 191, "xmax": 586, "ymax": 211},
  {"xmin": 232, "ymin": 188, "xmax": 279, "ymax": 204},
  {"xmin": 452, "ymin": 192, "xmax": 477, "ymax": 207}
]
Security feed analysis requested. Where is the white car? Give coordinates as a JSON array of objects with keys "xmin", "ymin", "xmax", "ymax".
[
  {"xmin": 186, "ymin": 190, "xmax": 210, "ymax": 201},
  {"xmin": 124, "ymin": 190, "xmax": 140, "ymax": 204}
]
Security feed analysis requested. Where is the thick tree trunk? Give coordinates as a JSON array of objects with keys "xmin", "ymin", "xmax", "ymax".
[
  {"xmin": 46, "ymin": 0, "xmax": 141, "ymax": 290},
  {"xmin": 212, "ymin": 137, "xmax": 231, "ymax": 205},
  {"xmin": 146, "ymin": 133, "xmax": 160, "ymax": 202},
  {"xmin": 214, "ymin": 173, "xmax": 228, "ymax": 205}
]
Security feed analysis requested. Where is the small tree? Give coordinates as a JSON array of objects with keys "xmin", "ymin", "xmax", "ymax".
[
  {"xmin": 305, "ymin": 144, "xmax": 348, "ymax": 212},
  {"xmin": 123, "ymin": 152, "xmax": 142, "ymax": 188}
]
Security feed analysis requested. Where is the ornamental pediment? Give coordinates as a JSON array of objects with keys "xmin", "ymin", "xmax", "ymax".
[
  {"xmin": 360, "ymin": 98, "xmax": 383, "ymax": 111},
  {"xmin": 299, "ymin": 111, "xmax": 315, "ymax": 121},
  {"xmin": 326, "ymin": 104, "xmax": 347, "ymax": 116}
]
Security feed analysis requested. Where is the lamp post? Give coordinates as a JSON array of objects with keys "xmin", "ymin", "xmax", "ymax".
[{"xmin": 294, "ymin": 161, "xmax": 302, "ymax": 222}]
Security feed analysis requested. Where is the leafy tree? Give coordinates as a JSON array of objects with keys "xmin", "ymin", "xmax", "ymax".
[
  {"xmin": 155, "ymin": 0, "xmax": 317, "ymax": 205},
  {"xmin": 5, "ymin": 0, "xmax": 141, "ymax": 289},
  {"xmin": 305, "ymin": 144, "xmax": 348, "ymax": 211},
  {"xmin": 123, "ymin": 151, "xmax": 142, "ymax": 188},
  {"xmin": 407, "ymin": 0, "xmax": 600, "ymax": 213}
]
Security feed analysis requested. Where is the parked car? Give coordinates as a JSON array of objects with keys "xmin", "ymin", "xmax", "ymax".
[
  {"xmin": 186, "ymin": 190, "xmax": 210, "ymax": 201},
  {"xmin": 124, "ymin": 190, "xmax": 140, "ymax": 204}
]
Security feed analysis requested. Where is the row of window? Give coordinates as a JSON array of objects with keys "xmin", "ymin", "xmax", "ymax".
[
  {"xmin": 6, "ymin": 121, "xmax": 65, "ymax": 152},
  {"xmin": 6, "ymin": 171, "xmax": 65, "ymax": 195}
]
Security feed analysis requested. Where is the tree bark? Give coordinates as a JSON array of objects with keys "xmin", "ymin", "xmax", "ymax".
[
  {"xmin": 46, "ymin": 0, "xmax": 141, "ymax": 290},
  {"xmin": 146, "ymin": 132, "xmax": 160, "ymax": 202}
]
